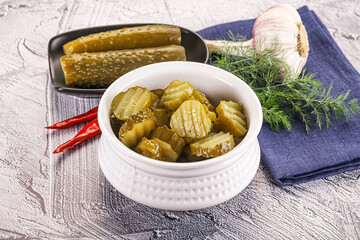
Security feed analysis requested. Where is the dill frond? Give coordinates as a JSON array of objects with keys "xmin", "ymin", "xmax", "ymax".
[{"xmin": 211, "ymin": 33, "xmax": 359, "ymax": 132}]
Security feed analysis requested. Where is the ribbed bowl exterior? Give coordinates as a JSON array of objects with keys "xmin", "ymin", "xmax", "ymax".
[{"xmin": 99, "ymin": 136, "xmax": 260, "ymax": 210}]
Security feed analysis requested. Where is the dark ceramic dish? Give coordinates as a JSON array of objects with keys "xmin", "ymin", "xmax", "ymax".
[{"xmin": 48, "ymin": 23, "xmax": 209, "ymax": 94}]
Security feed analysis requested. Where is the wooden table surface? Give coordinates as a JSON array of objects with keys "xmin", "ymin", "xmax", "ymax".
[{"xmin": 1, "ymin": 0, "xmax": 359, "ymax": 239}]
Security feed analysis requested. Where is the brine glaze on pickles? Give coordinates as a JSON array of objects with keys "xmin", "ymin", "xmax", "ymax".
[
  {"xmin": 118, "ymin": 108, "xmax": 157, "ymax": 148},
  {"xmin": 109, "ymin": 80, "xmax": 248, "ymax": 163},
  {"xmin": 63, "ymin": 25, "xmax": 182, "ymax": 54},
  {"xmin": 111, "ymin": 86, "xmax": 152, "ymax": 121},
  {"xmin": 215, "ymin": 100, "xmax": 247, "ymax": 137},
  {"xmin": 160, "ymin": 80, "xmax": 195, "ymax": 110},
  {"xmin": 134, "ymin": 137, "xmax": 179, "ymax": 162},
  {"xmin": 170, "ymin": 100, "xmax": 212, "ymax": 138},
  {"xmin": 190, "ymin": 132, "xmax": 235, "ymax": 158},
  {"xmin": 135, "ymin": 137, "xmax": 162, "ymax": 160},
  {"xmin": 192, "ymin": 89, "xmax": 216, "ymax": 112},
  {"xmin": 152, "ymin": 138, "xmax": 179, "ymax": 162},
  {"xmin": 150, "ymin": 126, "xmax": 185, "ymax": 156},
  {"xmin": 152, "ymin": 108, "xmax": 169, "ymax": 127}
]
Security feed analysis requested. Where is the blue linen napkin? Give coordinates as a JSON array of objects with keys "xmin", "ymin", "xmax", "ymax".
[{"xmin": 197, "ymin": 6, "xmax": 360, "ymax": 185}]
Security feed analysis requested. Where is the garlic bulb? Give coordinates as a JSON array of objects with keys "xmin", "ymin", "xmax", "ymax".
[{"xmin": 205, "ymin": 4, "xmax": 310, "ymax": 81}]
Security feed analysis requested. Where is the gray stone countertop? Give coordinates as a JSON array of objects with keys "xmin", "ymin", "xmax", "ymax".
[{"xmin": 0, "ymin": 0, "xmax": 359, "ymax": 239}]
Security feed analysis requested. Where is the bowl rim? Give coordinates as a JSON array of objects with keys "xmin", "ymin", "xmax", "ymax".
[{"xmin": 98, "ymin": 61, "xmax": 263, "ymax": 170}]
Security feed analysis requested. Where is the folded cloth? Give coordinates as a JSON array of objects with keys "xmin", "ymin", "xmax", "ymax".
[{"xmin": 197, "ymin": 6, "xmax": 360, "ymax": 185}]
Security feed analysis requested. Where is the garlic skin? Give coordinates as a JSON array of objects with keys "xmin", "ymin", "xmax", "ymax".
[
  {"xmin": 205, "ymin": 4, "xmax": 310, "ymax": 81},
  {"xmin": 253, "ymin": 4, "xmax": 309, "ymax": 80}
]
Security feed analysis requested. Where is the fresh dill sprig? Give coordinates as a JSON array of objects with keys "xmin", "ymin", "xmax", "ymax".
[{"xmin": 211, "ymin": 34, "xmax": 360, "ymax": 132}]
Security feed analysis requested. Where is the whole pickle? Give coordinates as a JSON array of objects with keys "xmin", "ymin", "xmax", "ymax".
[
  {"xmin": 63, "ymin": 25, "xmax": 181, "ymax": 54},
  {"xmin": 60, "ymin": 45, "xmax": 186, "ymax": 87}
]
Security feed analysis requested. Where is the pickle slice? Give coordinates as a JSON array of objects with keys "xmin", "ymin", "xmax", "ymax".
[
  {"xmin": 190, "ymin": 131, "xmax": 235, "ymax": 158},
  {"xmin": 111, "ymin": 86, "xmax": 152, "ymax": 121},
  {"xmin": 179, "ymin": 145, "xmax": 207, "ymax": 162},
  {"xmin": 152, "ymin": 108, "xmax": 170, "ymax": 127},
  {"xmin": 215, "ymin": 100, "xmax": 247, "ymax": 137},
  {"xmin": 153, "ymin": 138, "xmax": 179, "ymax": 162},
  {"xmin": 213, "ymin": 118, "xmax": 229, "ymax": 133},
  {"xmin": 193, "ymin": 89, "xmax": 216, "ymax": 112},
  {"xmin": 110, "ymin": 114, "xmax": 123, "ymax": 138},
  {"xmin": 60, "ymin": 45, "xmax": 186, "ymax": 87},
  {"xmin": 134, "ymin": 137, "xmax": 179, "ymax": 162},
  {"xmin": 170, "ymin": 100, "xmax": 212, "ymax": 138},
  {"xmin": 160, "ymin": 80, "xmax": 195, "ymax": 110},
  {"xmin": 118, "ymin": 108, "xmax": 157, "ymax": 148},
  {"xmin": 202, "ymin": 103, "xmax": 216, "ymax": 122},
  {"xmin": 63, "ymin": 24, "xmax": 181, "ymax": 54},
  {"xmin": 182, "ymin": 137, "xmax": 199, "ymax": 145},
  {"xmin": 135, "ymin": 137, "xmax": 162, "ymax": 160},
  {"xmin": 151, "ymin": 89, "xmax": 165, "ymax": 99},
  {"xmin": 150, "ymin": 126, "xmax": 185, "ymax": 156},
  {"xmin": 150, "ymin": 92, "xmax": 161, "ymax": 109}
]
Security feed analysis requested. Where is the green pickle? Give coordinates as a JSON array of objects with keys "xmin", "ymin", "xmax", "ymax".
[
  {"xmin": 111, "ymin": 86, "xmax": 152, "ymax": 121},
  {"xmin": 150, "ymin": 92, "xmax": 162, "ymax": 109},
  {"xmin": 60, "ymin": 45, "xmax": 186, "ymax": 87},
  {"xmin": 179, "ymin": 145, "xmax": 207, "ymax": 162},
  {"xmin": 192, "ymin": 89, "xmax": 216, "ymax": 112},
  {"xmin": 134, "ymin": 137, "xmax": 179, "ymax": 162},
  {"xmin": 152, "ymin": 108, "xmax": 170, "ymax": 127},
  {"xmin": 63, "ymin": 25, "xmax": 182, "ymax": 54},
  {"xmin": 109, "ymin": 80, "xmax": 247, "ymax": 163},
  {"xmin": 118, "ymin": 108, "xmax": 157, "ymax": 149},
  {"xmin": 215, "ymin": 100, "xmax": 247, "ymax": 137},
  {"xmin": 152, "ymin": 138, "xmax": 179, "ymax": 162},
  {"xmin": 160, "ymin": 80, "xmax": 195, "ymax": 110},
  {"xmin": 135, "ymin": 137, "xmax": 162, "ymax": 160},
  {"xmin": 170, "ymin": 100, "xmax": 212, "ymax": 138},
  {"xmin": 150, "ymin": 126, "xmax": 185, "ymax": 156},
  {"xmin": 190, "ymin": 132, "xmax": 235, "ymax": 158},
  {"xmin": 151, "ymin": 89, "xmax": 165, "ymax": 99}
]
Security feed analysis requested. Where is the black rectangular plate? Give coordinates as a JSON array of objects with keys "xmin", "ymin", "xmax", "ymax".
[{"xmin": 48, "ymin": 23, "xmax": 209, "ymax": 94}]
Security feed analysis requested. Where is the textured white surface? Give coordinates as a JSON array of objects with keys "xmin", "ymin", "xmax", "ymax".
[{"xmin": 0, "ymin": 0, "xmax": 359, "ymax": 239}]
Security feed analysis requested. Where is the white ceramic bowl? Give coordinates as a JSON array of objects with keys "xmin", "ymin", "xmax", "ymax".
[{"xmin": 98, "ymin": 61, "xmax": 263, "ymax": 211}]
